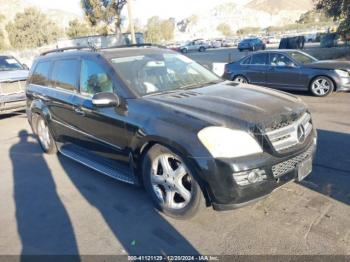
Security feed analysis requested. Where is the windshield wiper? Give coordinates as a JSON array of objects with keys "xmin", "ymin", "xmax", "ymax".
[{"xmin": 182, "ymin": 80, "xmax": 223, "ymax": 90}]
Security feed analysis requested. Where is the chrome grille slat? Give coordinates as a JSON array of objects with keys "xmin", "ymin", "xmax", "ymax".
[
  {"xmin": 272, "ymin": 145, "xmax": 314, "ymax": 177},
  {"xmin": 266, "ymin": 113, "xmax": 313, "ymax": 152}
]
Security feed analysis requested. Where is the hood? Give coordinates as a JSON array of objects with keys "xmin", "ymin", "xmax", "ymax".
[
  {"xmin": 0, "ymin": 70, "xmax": 29, "ymax": 82},
  {"xmin": 147, "ymin": 82, "xmax": 307, "ymax": 131},
  {"xmin": 303, "ymin": 60, "xmax": 350, "ymax": 70}
]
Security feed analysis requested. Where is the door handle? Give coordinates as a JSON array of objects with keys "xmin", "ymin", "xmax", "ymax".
[{"xmin": 74, "ymin": 107, "xmax": 85, "ymax": 116}]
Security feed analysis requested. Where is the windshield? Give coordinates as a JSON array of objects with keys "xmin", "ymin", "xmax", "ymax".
[
  {"xmin": 0, "ymin": 56, "xmax": 24, "ymax": 71},
  {"xmin": 287, "ymin": 51, "xmax": 318, "ymax": 64},
  {"xmin": 110, "ymin": 53, "xmax": 221, "ymax": 96}
]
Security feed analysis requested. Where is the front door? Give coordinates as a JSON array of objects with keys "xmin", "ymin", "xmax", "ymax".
[
  {"xmin": 72, "ymin": 56, "xmax": 131, "ymax": 172},
  {"xmin": 265, "ymin": 53, "xmax": 303, "ymax": 90}
]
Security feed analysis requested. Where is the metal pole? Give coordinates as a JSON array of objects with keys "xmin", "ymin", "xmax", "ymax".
[{"xmin": 127, "ymin": 0, "xmax": 136, "ymax": 44}]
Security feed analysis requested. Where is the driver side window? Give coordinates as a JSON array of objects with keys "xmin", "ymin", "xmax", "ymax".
[
  {"xmin": 270, "ymin": 53, "xmax": 293, "ymax": 67},
  {"xmin": 80, "ymin": 59, "xmax": 114, "ymax": 96}
]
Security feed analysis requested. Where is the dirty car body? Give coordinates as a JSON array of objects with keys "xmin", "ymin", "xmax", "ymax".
[{"xmin": 26, "ymin": 46, "xmax": 317, "ymax": 214}]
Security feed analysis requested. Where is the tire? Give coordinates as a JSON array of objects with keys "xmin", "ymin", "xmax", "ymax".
[
  {"xmin": 143, "ymin": 144, "xmax": 205, "ymax": 219},
  {"xmin": 35, "ymin": 114, "xmax": 57, "ymax": 154},
  {"xmin": 310, "ymin": 76, "xmax": 334, "ymax": 97},
  {"xmin": 181, "ymin": 48, "xmax": 188, "ymax": 54},
  {"xmin": 199, "ymin": 46, "xmax": 205, "ymax": 52},
  {"xmin": 233, "ymin": 75, "xmax": 249, "ymax": 84},
  {"xmin": 238, "ymin": 48, "xmax": 243, "ymax": 52}
]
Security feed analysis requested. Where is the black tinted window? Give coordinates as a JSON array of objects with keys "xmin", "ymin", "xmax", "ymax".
[
  {"xmin": 31, "ymin": 61, "xmax": 51, "ymax": 86},
  {"xmin": 251, "ymin": 54, "xmax": 267, "ymax": 65},
  {"xmin": 80, "ymin": 59, "xmax": 114, "ymax": 96},
  {"xmin": 51, "ymin": 59, "xmax": 79, "ymax": 91}
]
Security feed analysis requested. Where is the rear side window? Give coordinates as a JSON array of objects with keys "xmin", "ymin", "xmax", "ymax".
[
  {"xmin": 251, "ymin": 54, "xmax": 267, "ymax": 65},
  {"xmin": 31, "ymin": 61, "xmax": 51, "ymax": 86},
  {"xmin": 51, "ymin": 59, "xmax": 79, "ymax": 91}
]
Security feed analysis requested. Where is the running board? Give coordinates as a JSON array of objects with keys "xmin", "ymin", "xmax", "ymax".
[{"xmin": 59, "ymin": 146, "xmax": 136, "ymax": 185}]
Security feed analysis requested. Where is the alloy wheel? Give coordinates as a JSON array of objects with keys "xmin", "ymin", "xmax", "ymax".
[
  {"xmin": 150, "ymin": 153, "xmax": 192, "ymax": 209},
  {"xmin": 37, "ymin": 118, "xmax": 50, "ymax": 151},
  {"xmin": 311, "ymin": 77, "xmax": 333, "ymax": 96},
  {"xmin": 234, "ymin": 76, "xmax": 248, "ymax": 83}
]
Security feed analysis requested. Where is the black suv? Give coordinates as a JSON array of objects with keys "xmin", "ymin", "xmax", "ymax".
[{"xmin": 26, "ymin": 45, "xmax": 317, "ymax": 218}]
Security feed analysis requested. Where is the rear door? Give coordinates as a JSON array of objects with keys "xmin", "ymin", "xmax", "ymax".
[
  {"xmin": 245, "ymin": 53, "xmax": 268, "ymax": 85},
  {"xmin": 48, "ymin": 58, "xmax": 80, "ymax": 145},
  {"xmin": 265, "ymin": 53, "xmax": 303, "ymax": 90}
]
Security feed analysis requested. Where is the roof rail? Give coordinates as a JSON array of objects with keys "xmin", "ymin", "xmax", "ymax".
[
  {"xmin": 40, "ymin": 46, "xmax": 94, "ymax": 56},
  {"xmin": 40, "ymin": 43, "xmax": 166, "ymax": 56},
  {"xmin": 99, "ymin": 43, "xmax": 167, "ymax": 50}
]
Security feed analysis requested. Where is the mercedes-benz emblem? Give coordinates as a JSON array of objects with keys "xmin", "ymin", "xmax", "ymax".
[{"xmin": 297, "ymin": 124, "xmax": 306, "ymax": 143}]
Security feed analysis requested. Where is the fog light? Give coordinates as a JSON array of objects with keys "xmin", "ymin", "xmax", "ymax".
[
  {"xmin": 247, "ymin": 171, "xmax": 259, "ymax": 183},
  {"xmin": 233, "ymin": 169, "xmax": 267, "ymax": 186}
]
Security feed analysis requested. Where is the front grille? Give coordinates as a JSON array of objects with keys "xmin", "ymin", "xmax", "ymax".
[
  {"xmin": 0, "ymin": 80, "xmax": 25, "ymax": 94},
  {"xmin": 266, "ymin": 112, "xmax": 313, "ymax": 152},
  {"xmin": 272, "ymin": 145, "xmax": 314, "ymax": 177}
]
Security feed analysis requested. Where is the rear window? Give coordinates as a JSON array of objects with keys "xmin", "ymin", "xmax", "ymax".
[
  {"xmin": 51, "ymin": 59, "xmax": 79, "ymax": 91},
  {"xmin": 251, "ymin": 53, "xmax": 267, "ymax": 65},
  {"xmin": 31, "ymin": 61, "xmax": 51, "ymax": 86}
]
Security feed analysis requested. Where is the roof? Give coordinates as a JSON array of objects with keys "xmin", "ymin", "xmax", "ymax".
[{"xmin": 38, "ymin": 45, "xmax": 174, "ymax": 61}]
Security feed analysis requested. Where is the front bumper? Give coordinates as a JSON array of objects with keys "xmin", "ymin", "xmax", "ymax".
[
  {"xmin": 0, "ymin": 93, "xmax": 26, "ymax": 114},
  {"xmin": 193, "ymin": 131, "xmax": 317, "ymax": 210},
  {"xmin": 337, "ymin": 77, "xmax": 350, "ymax": 92}
]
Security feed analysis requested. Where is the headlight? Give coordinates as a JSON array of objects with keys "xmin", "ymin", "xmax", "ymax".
[
  {"xmin": 197, "ymin": 126, "xmax": 263, "ymax": 158},
  {"xmin": 335, "ymin": 69, "xmax": 349, "ymax": 77}
]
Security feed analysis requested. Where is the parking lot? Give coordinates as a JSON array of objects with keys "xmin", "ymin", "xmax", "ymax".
[{"xmin": 0, "ymin": 76, "xmax": 350, "ymax": 256}]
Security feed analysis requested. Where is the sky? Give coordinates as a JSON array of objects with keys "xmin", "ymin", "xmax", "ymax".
[{"xmin": 26, "ymin": 0, "xmax": 232, "ymax": 24}]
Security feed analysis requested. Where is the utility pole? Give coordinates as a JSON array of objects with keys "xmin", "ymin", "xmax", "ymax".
[{"xmin": 127, "ymin": 0, "xmax": 136, "ymax": 44}]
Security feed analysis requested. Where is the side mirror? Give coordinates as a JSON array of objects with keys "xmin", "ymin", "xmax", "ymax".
[
  {"xmin": 92, "ymin": 92, "xmax": 120, "ymax": 107},
  {"xmin": 23, "ymin": 64, "xmax": 29, "ymax": 70}
]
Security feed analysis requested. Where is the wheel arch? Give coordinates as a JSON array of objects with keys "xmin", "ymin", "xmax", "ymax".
[
  {"xmin": 134, "ymin": 138, "xmax": 212, "ymax": 206},
  {"xmin": 28, "ymin": 99, "xmax": 52, "ymax": 134},
  {"xmin": 309, "ymin": 74, "xmax": 337, "ymax": 91}
]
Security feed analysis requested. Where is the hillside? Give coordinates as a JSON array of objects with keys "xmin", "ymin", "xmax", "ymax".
[
  {"xmin": 175, "ymin": 0, "xmax": 317, "ymax": 40},
  {"xmin": 247, "ymin": 0, "xmax": 314, "ymax": 15},
  {"xmin": 0, "ymin": 0, "xmax": 79, "ymax": 27}
]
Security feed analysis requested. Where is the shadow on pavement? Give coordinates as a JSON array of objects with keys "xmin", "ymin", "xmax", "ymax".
[
  {"xmin": 57, "ymin": 154, "xmax": 200, "ymax": 256},
  {"xmin": 10, "ymin": 130, "xmax": 200, "ymax": 256},
  {"xmin": 300, "ymin": 129, "xmax": 350, "ymax": 205},
  {"xmin": 10, "ymin": 130, "xmax": 79, "ymax": 255}
]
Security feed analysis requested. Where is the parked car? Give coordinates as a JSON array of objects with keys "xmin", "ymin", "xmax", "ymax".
[
  {"xmin": 27, "ymin": 45, "xmax": 317, "ymax": 218},
  {"xmin": 320, "ymin": 33, "xmax": 338, "ymax": 48},
  {"xmin": 223, "ymin": 50, "xmax": 350, "ymax": 97},
  {"xmin": 279, "ymin": 36, "xmax": 305, "ymax": 49},
  {"xmin": 238, "ymin": 38, "xmax": 266, "ymax": 52},
  {"xmin": 180, "ymin": 40, "xmax": 207, "ymax": 53},
  {"xmin": 0, "ymin": 55, "xmax": 29, "ymax": 115}
]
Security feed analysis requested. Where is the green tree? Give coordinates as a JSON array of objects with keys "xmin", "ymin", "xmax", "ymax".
[
  {"xmin": 145, "ymin": 16, "xmax": 175, "ymax": 43},
  {"xmin": 316, "ymin": 0, "xmax": 350, "ymax": 36},
  {"xmin": 144, "ymin": 16, "xmax": 162, "ymax": 43},
  {"xmin": 5, "ymin": 8, "xmax": 62, "ymax": 49},
  {"xmin": 160, "ymin": 19, "xmax": 175, "ymax": 41},
  {"xmin": 81, "ymin": 0, "xmax": 126, "ymax": 37},
  {"xmin": 66, "ymin": 19, "xmax": 94, "ymax": 38},
  {"xmin": 0, "ymin": 14, "xmax": 6, "ymax": 50},
  {"xmin": 217, "ymin": 23, "xmax": 232, "ymax": 37}
]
